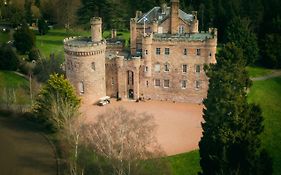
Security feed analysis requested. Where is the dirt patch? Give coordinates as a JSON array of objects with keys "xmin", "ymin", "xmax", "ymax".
[{"xmin": 81, "ymin": 99, "xmax": 203, "ymax": 156}]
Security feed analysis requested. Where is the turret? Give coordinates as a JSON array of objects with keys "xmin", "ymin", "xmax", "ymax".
[{"xmin": 91, "ymin": 17, "xmax": 102, "ymax": 42}]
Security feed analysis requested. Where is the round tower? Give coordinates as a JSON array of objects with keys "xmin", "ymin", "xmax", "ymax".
[
  {"xmin": 64, "ymin": 18, "xmax": 106, "ymax": 105},
  {"xmin": 91, "ymin": 17, "xmax": 102, "ymax": 42}
]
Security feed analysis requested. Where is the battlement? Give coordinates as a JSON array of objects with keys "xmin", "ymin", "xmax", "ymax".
[
  {"xmin": 91, "ymin": 17, "xmax": 102, "ymax": 24},
  {"xmin": 153, "ymin": 29, "xmax": 217, "ymax": 42},
  {"xmin": 64, "ymin": 36, "xmax": 106, "ymax": 48}
]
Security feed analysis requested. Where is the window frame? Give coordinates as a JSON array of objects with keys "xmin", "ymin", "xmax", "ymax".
[
  {"xmin": 182, "ymin": 64, "xmax": 188, "ymax": 73},
  {"xmin": 156, "ymin": 48, "xmax": 161, "ymax": 55},
  {"xmin": 154, "ymin": 79, "xmax": 161, "ymax": 87},
  {"xmin": 163, "ymin": 79, "xmax": 170, "ymax": 88},
  {"xmin": 181, "ymin": 80, "xmax": 187, "ymax": 89},
  {"xmin": 164, "ymin": 48, "xmax": 170, "ymax": 55}
]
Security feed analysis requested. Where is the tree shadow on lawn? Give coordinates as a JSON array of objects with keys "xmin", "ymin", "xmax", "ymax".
[{"xmin": 0, "ymin": 113, "xmax": 56, "ymax": 175}]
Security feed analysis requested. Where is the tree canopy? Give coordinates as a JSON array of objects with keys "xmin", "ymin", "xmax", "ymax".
[
  {"xmin": 199, "ymin": 43, "xmax": 271, "ymax": 175},
  {"xmin": 33, "ymin": 73, "xmax": 80, "ymax": 131},
  {"xmin": 0, "ymin": 44, "xmax": 19, "ymax": 71},
  {"xmin": 13, "ymin": 24, "xmax": 36, "ymax": 54}
]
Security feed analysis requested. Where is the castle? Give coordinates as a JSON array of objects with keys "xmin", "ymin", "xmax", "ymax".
[{"xmin": 64, "ymin": 0, "xmax": 217, "ymax": 104}]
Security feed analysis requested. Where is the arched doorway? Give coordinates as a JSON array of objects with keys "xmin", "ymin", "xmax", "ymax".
[
  {"xmin": 128, "ymin": 89, "xmax": 134, "ymax": 99},
  {"xmin": 127, "ymin": 70, "xmax": 134, "ymax": 99}
]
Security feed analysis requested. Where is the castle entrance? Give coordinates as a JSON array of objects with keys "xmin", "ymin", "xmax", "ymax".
[
  {"xmin": 128, "ymin": 89, "xmax": 134, "ymax": 99},
  {"xmin": 127, "ymin": 70, "xmax": 134, "ymax": 99}
]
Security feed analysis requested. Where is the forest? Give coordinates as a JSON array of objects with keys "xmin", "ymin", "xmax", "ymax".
[{"xmin": 0, "ymin": 0, "xmax": 280, "ymax": 66}]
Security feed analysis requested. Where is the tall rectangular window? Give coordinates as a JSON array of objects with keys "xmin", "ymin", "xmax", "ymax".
[
  {"xmin": 155, "ymin": 79, "xmax": 160, "ymax": 87},
  {"xmin": 156, "ymin": 48, "xmax": 161, "ymax": 55},
  {"xmin": 196, "ymin": 48, "xmax": 201, "ymax": 56},
  {"xmin": 184, "ymin": 48, "xmax": 187, "ymax": 55},
  {"xmin": 181, "ymin": 80, "xmax": 187, "ymax": 89},
  {"xmin": 111, "ymin": 77, "xmax": 114, "ymax": 85},
  {"xmin": 145, "ymin": 66, "xmax": 148, "ymax": 72},
  {"xmin": 165, "ymin": 48, "xmax": 170, "ymax": 55},
  {"xmin": 195, "ymin": 80, "xmax": 201, "ymax": 89},
  {"xmin": 164, "ymin": 64, "xmax": 169, "ymax": 72},
  {"xmin": 196, "ymin": 65, "xmax": 200, "ymax": 73},
  {"xmin": 182, "ymin": 64, "xmax": 187, "ymax": 73},
  {"xmin": 164, "ymin": 80, "xmax": 170, "ymax": 88}
]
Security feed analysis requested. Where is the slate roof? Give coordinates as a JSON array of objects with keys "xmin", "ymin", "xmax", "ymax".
[{"xmin": 137, "ymin": 6, "xmax": 194, "ymax": 24}]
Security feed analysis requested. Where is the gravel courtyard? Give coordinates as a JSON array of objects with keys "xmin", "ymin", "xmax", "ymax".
[{"xmin": 81, "ymin": 100, "xmax": 203, "ymax": 156}]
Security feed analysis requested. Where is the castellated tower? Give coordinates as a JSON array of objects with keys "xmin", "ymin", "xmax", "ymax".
[{"xmin": 64, "ymin": 17, "xmax": 106, "ymax": 104}]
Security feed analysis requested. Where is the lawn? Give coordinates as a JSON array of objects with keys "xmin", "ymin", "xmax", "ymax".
[
  {"xmin": 246, "ymin": 66, "xmax": 273, "ymax": 78},
  {"xmin": 168, "ymin": 150, "xmax": 200, "ymax": 175},
  {"xmin": 0, "ymin": 71, "xmax": 30, "ymax": 105},
  {"xmin": 36, "ymin": 28, "xmax": 130, "ymax": 57},
  {"xmin": 248, "ymin": 77, "xmax": 281, "ymax": 174},
  {"xmin": 0, "ymin": 31, "xmax": 10, "ymax": 44},
  {"xmin": 166, "ymin": 75, "xmax": 281, "ymax": 175}
]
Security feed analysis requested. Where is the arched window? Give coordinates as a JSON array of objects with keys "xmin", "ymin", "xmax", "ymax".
[{"xmin": 91, "ymin": 62, "xmax": 96, "ymax": 70}]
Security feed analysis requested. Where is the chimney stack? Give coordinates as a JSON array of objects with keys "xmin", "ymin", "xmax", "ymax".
[{"xmin": 170, "ymin": 0, "xmax": 179, "ymax": 34}]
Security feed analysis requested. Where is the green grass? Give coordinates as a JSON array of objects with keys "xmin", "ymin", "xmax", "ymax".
[
  {"xmin": 246, "ymin": 66, "xmax": 273, "ymax": 78},
  {"xmin": 36, "ymin": 28, "xmax": 130, "ymax": 57},
  {"xmin": 0, "ymin": 31, "xmax": 10, "ymax": 44},
  {"xmin": 248, "ymin": 77, "xmax": 281, "ymax": 175},
  {"xmin": 168, "ymin": 150, "xmax": 200, "ymax": 175},
  {"xmin": 0, "ymin": 71, "xmax": 30, "ymax": 105},
  {"xmin": 165, "ymin": 76, "xmax": 281, "ymax": 175}
]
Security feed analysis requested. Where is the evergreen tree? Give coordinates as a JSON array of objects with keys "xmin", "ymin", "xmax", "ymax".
[
  {"xmin": 33, "ymin": 74, "xmax": 80, "ymax": 132},
  {"xmin": 13, "ymin": 23, "xmax": 36, "ymax": 54},
  {"xmin": 199, "ymin": 43, "xmax": 271, "ymax": 175},
  {"xmin": 226, "ymin": 17, "xmax": 259, "ymax": 65},
  {"xmin": 0, "ymin": 44, "xmax": 19, "ymax": 71}
]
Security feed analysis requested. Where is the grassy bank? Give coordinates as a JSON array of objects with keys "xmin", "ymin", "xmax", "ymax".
[
  {"xmin": 246, "ymin": 66, "xmax": 273, "ymax": 78},
  {"xmin": 0, "ymin": 71, "xmax": 30, "ymax": 105},
  {"xmin": 248, "ymin": 77, "xmax": 281, "ymax": 174}
]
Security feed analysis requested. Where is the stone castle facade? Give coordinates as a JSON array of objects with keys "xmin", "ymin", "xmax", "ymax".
[{"xmin": 64, "ymin": 0, "xmax": 217, "ymax": 105}]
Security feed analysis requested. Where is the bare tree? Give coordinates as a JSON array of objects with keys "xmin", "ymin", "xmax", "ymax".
[{"xmin": 82, "ymin": 107, "xmax": 170, "ymax": 175}]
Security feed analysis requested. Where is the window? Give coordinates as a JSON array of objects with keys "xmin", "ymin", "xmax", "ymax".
[
  {"xmin": 181, "ymin": 80, "xmax": 187, "ymax": 89},
  {"xmin": 78, "ymin": 81, "xmax": 84, "ymax": 94},
  {"xmin": 182, "ymin": 64, "xmax": 187, "ymax": 73},
  {"xmin": 145, "ymin": 66, "xmax": 148, "ymax": 72},
  {"xmin": 156, "ymin": 48, "xmax": 161, "ymax": 55},
  {"xmin": 195, "ymin": 65, "xmax": 200, "ymax": 73},
  {"xmin": 145, "ymin": 49, "xmax": 148, "ymax": 55},
  {"xmin": 196, "ymin": 49, "xmax": 201, "ymax": 56},
  {"xmin": 165, "ymin": 48, "xmax": 170, "ymax": 55},
  {"xmin": 184, "ymin": 48, "xmax": 188, "ymax": 55},
  {"xmin": 164, "ymin": 64, "xmax": 169, "ymax": 72},
  {"xmin": 155, "ymin": 79, "xmax": 160, "ymax": 87},
  {"xmin": 154, "ymin": 64, "xmax": 160, "ymax": 72},
  {"xmin": 179, "ymin": 25, "xmax": 184, "ymax": 34},
  {"xmin": 146, "ymin": 81, "xmax": 149, "ymax": 87},
  {"xmin": 195, "ymin": 80, "xmax": 201, "ymax": 89},
  {"xmin": 91, "ymin": 62, "xmax": 95, "ymax": 70},
  {"xmin": 111, "ymin": 77, "xmax": 114, "ymax": 85},
  {"xmin": 164, "ymin": 80, "xmax": 170, "ymax": 88},
  {"xmin": 209, "ymin": 52, "xmax": 212, "ymax": 57}
]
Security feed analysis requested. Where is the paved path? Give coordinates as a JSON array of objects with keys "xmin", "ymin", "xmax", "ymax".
[
  {"xmin": 0, "ymin": 116, "xmax": 56, "ymax": 175},
  {"xmin": 251, "ymin": 70, "xmax": 281, "ymax": 81}
]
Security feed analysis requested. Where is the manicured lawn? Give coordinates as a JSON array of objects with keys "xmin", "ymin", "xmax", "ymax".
[
  {"xmin": 168, "ymin": 150, "xmax": 201, "ymax": 175},
  {"xmin": 36, "ymin": 28, "xmax": 91, "ymax": 57},
  {"xmin": 248, "ymin": 77, "xmax": 281, "ymax": 175},
  {"xmin": 36, "ymin": 28, "xmax": 130, "ymax": 57},
  {"xmin": 0, "ymin": 31, "xmax": 10, "ymax": 44},
  {"xmin": 0, "ymin": 71, "xmax": 30, "ymax": 105},
  {"xmin": 246, "ymin": 66, "xmax": 273, "ymax": 78}
]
